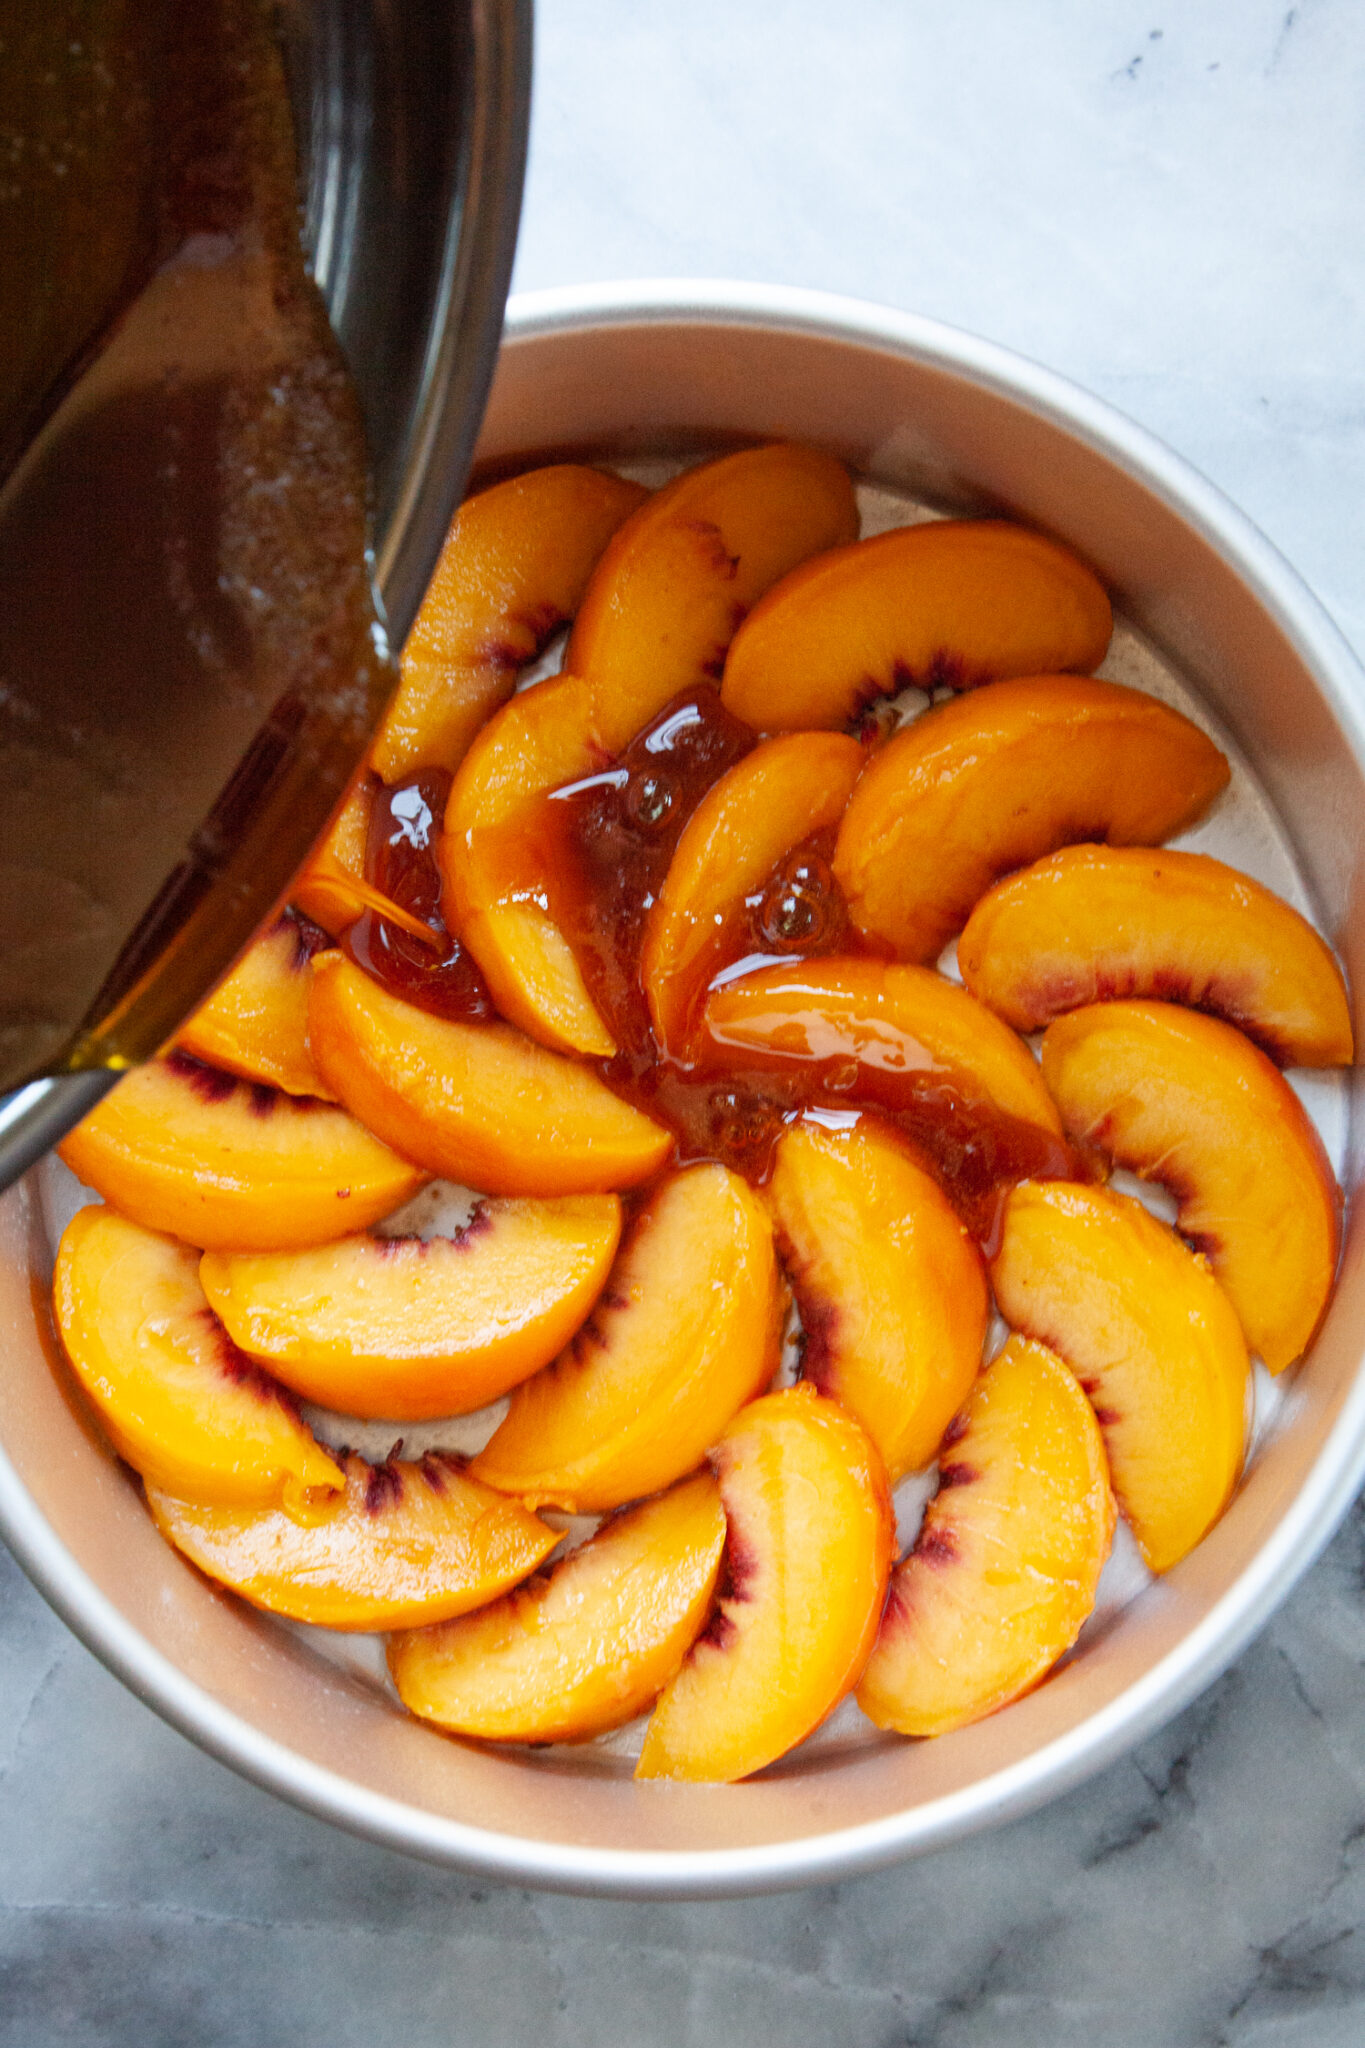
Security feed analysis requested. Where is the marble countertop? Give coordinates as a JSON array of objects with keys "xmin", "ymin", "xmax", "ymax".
[{"xmin": 4, "ymin": 3, "xmax": 1365, "ymax": 2041}]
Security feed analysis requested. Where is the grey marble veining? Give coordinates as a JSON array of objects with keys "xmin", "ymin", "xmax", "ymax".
[{"xmin": 3, "ymin": 2, "xmax": 1365, "ymax": 2041}]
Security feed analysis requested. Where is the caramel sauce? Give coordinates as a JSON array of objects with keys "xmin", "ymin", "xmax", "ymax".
[
  {"xmin": 342, "ymin": 770, "xmax": 494, "ymax": 1022},
  {"xmin": 537, "ymin": 690, "xmax": 758, "ymax": 1057},
  {"xmin": 432, "ymin": 686, "xmax": 1081, "ymax": 1239},
  {"xmin": 0, "ymin": 0, "xmax": 394, "ymax": 1088},
  {"xmin": 671, "ymin": 823, "xmax": 864, "ymax": 1054}
]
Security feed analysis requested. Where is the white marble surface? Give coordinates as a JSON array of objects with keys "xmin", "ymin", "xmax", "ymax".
[{"xmin": 4, "ymin": 2, "xmax": 1365, "ymax": 2040}]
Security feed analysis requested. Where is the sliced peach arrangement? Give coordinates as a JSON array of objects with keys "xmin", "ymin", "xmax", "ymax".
[
  {"xmin": 176, "ymin": 913, "xmax": 335, "ymax": 1099},
  {"xmin": 567, "ymin": 442, "xmax": 858, "ymax": 753},
  {"xmin": 53, "ymin": 1206, "xmax": 344, "ymax": 1512},
  {"xmin": 49, "ymin": 445, "xmax": 1352, "ymax": 1781},
  {"xmin": 766, "ymin": 1118, "xmax": 987, "ymax": 1483},
  {"xmin": 641, "ymin": 730, "xmax": 864, "ymax": 1056},
  {"xmin": 703, "ymin": 957, "xmax": 1064, "ymax": 1138},
  {"xmin": 296, "ymin": 463, "xmax": 646, "ymax": 967},
  {"xmin": 199, "ymin": 1194, "xmax": 622, "ymax": 1421},
  {"xmin": 959, "ymin": 844, "xmax": 1353, "ymax": 1066},
  {"xmin": 1042, "ymin": 1001, "xmax": 1340, "ymax": 1372},
  {"xmin": 992, "ymin": 1181, "xmax": 1248, "ymax": 1572},
  {"xmin": 307, "ymin": 951, "xmax": 670, "ymax": 1195},
  {"xmin": 440, "ymin": 441, "xmax": 860, "ymax": 1056},
  {"xmin": 638, "ymin": 1385, "xmax": 894, "ymax": 1781},
  {"xmin": 389, "ymin": 1471, "xmax": 726, "ymax": 1744},
  {"xmin": 857, "ymin": 1336, "xmax": 1115, "ymax": 1739},
  {"xmin": 373, "ymin": 463, "xmax": 647, "ymax": 783},
  {"xmin": 833, "ymin": 675, "xmax": 1230, "ymax": 963},
  {"xmin": 57, "ymin": 1049, "xmax": 427, "ymax": 1251},
  {"xmin": 721, "ymin": 518, "xmax": 1112, "ymax": 732},
  {"xmin": 470, "ymin": 1164, "xmax": 784, "ymax": 1512},
  {"xmin": 147, "ymin": 1449, "xmax": 560, "ymax": 1632}
]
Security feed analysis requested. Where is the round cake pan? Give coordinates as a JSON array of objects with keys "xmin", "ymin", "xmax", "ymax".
[{"xmin": 1, "ymin": 282, "xmax": 1362, "ymax": 1898}]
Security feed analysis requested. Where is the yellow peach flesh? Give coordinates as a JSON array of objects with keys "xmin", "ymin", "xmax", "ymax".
[
  {"xmin": 53, "ymin": 1206, "xmax": 343, "ymax": 1512},
  {"xmin": 306, "ymin": 952, "xmax": 671, "ymax": 1197},
  {"xmin": 57, "ymin": 1053, "xmax": 426, "ymax": 1252},
  {"xmin": 992, "ymin": 1180, "xmax": 1249, "ymax": 1572},
  {"xmin": 720, "ymin": 517, "xmax": 1113, "ymax": 732},
  {"xmin": 1041, "ymin": 1000, "xmax": 1341, "ymax": 1372},
  {"xmin": 832, "ymin": 675, "xmax": 1230, "ymax": 962},
  {"xmin": 388, "ymin": 1472, "xmax": 727, "ymax": 1743},
  {"xmin": 856, "ymin": 1336, "xmax": 1115, "ymax": 1738},
  {"xmin": 440, "ymin": 673, "xmax": 614, "ymax": 1057},
  {"xmin": 959, "ymin": 844, "xmax": 1353, "ymax": 1065},
  {"xmin": 637, "ymin": 1385, "xmax": 894, "ymax": 1782},
  {"xmin": 199, "ymin": 1194, "xmax": 622, "ymax": 1421},
  {"xmin": 372, "ymin": 464, "xmax": 647, "ymax": 781},
  {"xmin": 766, "ymin": 1119, "xmax": 988, "ymax": 1482},
  {"xmin": 470, "ymin": 1164, "xmax": 784, "ymax": 1513},
  {"xmin": 147, "ymin": 1450, "xmax": 560, "ymax": 1631},
  {"xmin": 566, "ymin": 442, "xmax": 858, "ymax": 753},
  {"xmin": 176, "ymin": 914, "xmax": 335, "ymax": 1099},
  {"xmin": 702, "ymin": 956, "xmax": 1063, "ymax": 1136}
]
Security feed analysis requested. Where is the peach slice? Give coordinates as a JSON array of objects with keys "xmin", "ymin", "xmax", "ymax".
[
  {"xmin": 958, "ymin": 844, "xmax": 1354, "ymax": 1067},
  {"xmin": 146, "ymin": 1449, "xmax": 560, "ymax": 1631},
  {"xmin": 832, "ymin": 676, "xmax": 1230, "ymax": 962},
  {"xmin": 372, "ymin": 464, "xmax": 647, "ymax": 782},
  {"xmin": 388, "ymin": 1471, "xmax": 726, "ymax": 1743},
  {"xmin": 1042, "ymin": 1002, "xmax": 1341, "ymax": 1372},
  {"xmin": 702, "ymin": 957, "xmax": 1063, "ymax": 1136},
  {"xmin": 53, "ymin": 1207, "xmax": 344, "ymax": 1512},
  {"xmin": 176, "ymin": 914, "xmax": 335, "ymax": 1099},
  {"xmin": 440, "ymin": 673, "xmax": 615, "ymax": 1056},
  {"xmin": 57, "ymin": 1051, "xmax": 426, "ymax": 1252},
  {"xmin": 470, "ymin": 1164, "xmax": 784, "ymax": 1512},
  {"xmin": 199, "ymin": 1194, "xmax": 622, "ymax": 1421},
  {"xmin": 720, "ymin": 518, "xmax": 1112, "ymax": 731},
  {"xmin": 856, "ymin": 1335, "xmax": 1115, "ymax": 1738},
  {"xmin": 641, "ymin": 730, "xmax": 865, "ymax": 1055},
  {"xmin": 307, "ymin": 952, "xmax": 670, "ymax": 1196},
  {"xmin": 566, "ymin": 443, "xmax": 859, "ymax": 752},
  {"xmin": 992, "ymin": 1181, "xmax": 1248, "ymax": 1571},
  {"xmin": 636, "ymin": 1385, "xmax": 894, "ymax": 1782},
  {"xmin": 766, "ymin": 1119, "xmax": 988, "ymax": 1483}
]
